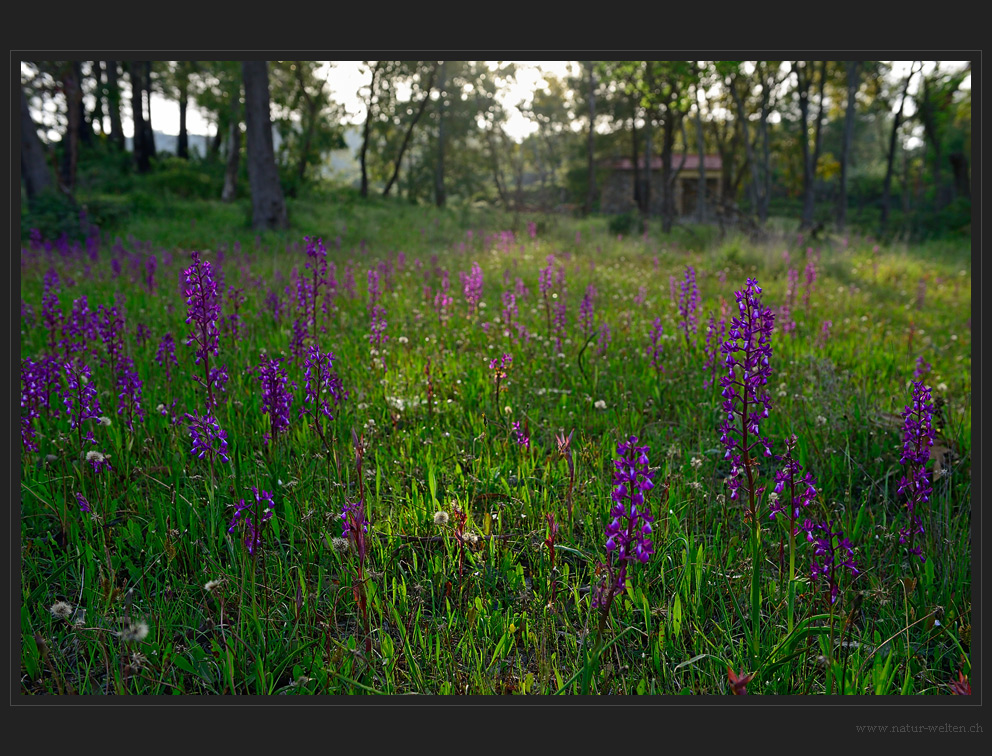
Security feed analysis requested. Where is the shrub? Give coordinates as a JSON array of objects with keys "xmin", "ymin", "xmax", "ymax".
[
  {"xmin": 608, "ymin": 211, "xmax": 639, "ymax": 236},
  {"xmin": 145, "ymin": 156, "xmax": 221, "ymax": 200},
  {"xmin": 21, "ymin": 189, "xmax": 86, "ymax": 242}
]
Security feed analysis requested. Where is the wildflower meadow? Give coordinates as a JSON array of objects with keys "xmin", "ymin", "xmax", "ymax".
[{"xmin": 19, "ymin": 208, "xmax": 972, "ymax": 696}]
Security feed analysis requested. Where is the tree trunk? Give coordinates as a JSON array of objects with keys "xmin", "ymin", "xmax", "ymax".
[
  {"xmin": 931, "ymin": 146, "xmax": 945, "ymax": 210},
  {"xmin": 695, "ymin": 87, "xmax": 707, "ymax": 223},
  {"xmin": 796, "ymin": 64, "xmax": 813, "ymax": 230},
  {"xmin": 221, "ymin": 91, "xmax": 241, "ymax": 202},
  {"xmin": 106, "ymin": 61, "xmax": 125, "ymax": 150},
  {"xmin": 709, "ymin": 116, "xmax": 741, "ymax": 209},
  {"xmin": 796, "ymin": 61, "xmax": 827, "ymax": 231},
  {"xmin": 836, "ymin": 61, "xmax": 859, "ymax": 231},
  {"xmin": 729, "ymin": 73, "xmax": 761, "ymax": 222},
  {"xmin": 434, "ymin": 61, "xmax": 447, "ymax": 208},
  {"xmin": 242, "ymin": 60, "xmax": 288, "ymax": 230},
  {"xmin": 808, "ymin": 62, "xmax": 827, "ymax": 228},
  {"xmin": 902, "ymin": 150, "xmax": 911, "ymax": 215},
  {"xmin": 91, "ymin": 61, "xmax": 105, "ymax": 135},
  {"xmin": 291, "ymin": 62, "xmax": 325, "ymax": 195},
  {"xmin": 881, "ymin": 63, "xmax": 917, "ymax": 233},
  {"xmin": 630, "ymin": 113, "xmax": 641, "ymax": 211},
  {"xmin": 210, "ymin": 126, "xmax": 223, "ymax": 160},
  {"xmin": 129, "ymin": 62, "xmax": 150, "ymax": 172},
  {"xmin": 359, "ymin": 61, "xmax": 382, "ymax": 198},
  {"xmin": 143, "ymin": 61, "xmax": 156, "ymax": 159},
  {"xmin": 21, "ymin": 85, "xmax": 54, "ymax": 202},
  {"xmin": 294, "ymin": 105, "xmax": 317, "ymax": 194},
  {"xmin": 73, "ymin": 62, "xmax": 94, "ymax": 147},
  {"xmin": 60, "ymin": 65, "xmax": 82, "ymax": 192},
  {"xmin": 949, "ymin": 152, "xmax": 970, "ymax": 199},
  {"xmin": 512, "ymin": 150, "xmax": 525, "ymax": 213},
  {"xmin": 757, "ymin": 85, "xmax": 772, "ymax": 223},
  {"xmin": 642, "ymin": 122, "xmax": 652, "ymax": 220},
  {"xmin": 178, "ymin": 78, "xmax": 189, "ymax": 159},
  {"xmin": 584, "ymin": 62, "xmax": 597, "ymax": 215},
  {"xmin": 660, "ymin": 116, "xmax": 677, "ymax": 233},
  {"xmin": 486, "ymin": 127, "xmax": 509, "ymax": 210},
  {"xmin": 383, "ymin": 63, "xmax": 437, "ymax": 197}
]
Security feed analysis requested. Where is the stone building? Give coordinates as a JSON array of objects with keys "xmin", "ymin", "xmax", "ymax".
[{"xmin": 600, "ymin": 154, "xmax": 723, "ymax": 219}]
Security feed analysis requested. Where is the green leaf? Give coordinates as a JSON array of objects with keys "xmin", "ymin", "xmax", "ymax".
[
  {"xmin": 852, "ymin": 497, "xmax": 869, "ymax": 541},
  {"xmin": 674, "ymin": 653, "xmax": 709, "ymax": 671}
]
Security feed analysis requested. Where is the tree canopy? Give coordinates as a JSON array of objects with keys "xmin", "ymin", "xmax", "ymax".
[{"xmin": 20, "ymin": 58, "xmax": 972, "ymax": 240}]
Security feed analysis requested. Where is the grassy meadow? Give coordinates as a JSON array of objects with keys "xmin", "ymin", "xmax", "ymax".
[{"xmin": 18, "ymin": 192, "xmax": 972, "ymax": 696}]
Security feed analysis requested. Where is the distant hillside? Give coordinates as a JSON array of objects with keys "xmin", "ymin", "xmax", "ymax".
[
  {"xmin": 127, "ymin": 127, "xmax": 362, "ymax": 186},
  {"xmin": 125, "ymin": 131, "xmax": 213, "ymax": 158},
  {"xmin": 326, "ymin": 126, "xmax": 362, "ymax": 184}
]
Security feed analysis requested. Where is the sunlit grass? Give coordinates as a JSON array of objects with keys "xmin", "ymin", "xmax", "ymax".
[{"xmin": 19, "ymin": 210, "xmax": 971, "ymax": 695}]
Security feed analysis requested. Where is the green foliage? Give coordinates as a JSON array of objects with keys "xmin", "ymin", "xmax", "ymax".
[
  {"xmin": 144, "ymin": 156, "xmax": 223, "ymax": 199},
  {"xmin": 910, "ymin": 196, "xmax": 972, "ymax": 239},
  {"xmin": 81, "ymin": 194, "xmax": 135, "ymax": 229},
  {"xmin": 607, "ymin": 211, "xmax": 639, "ymax": 236},
  {"xmin": 21, "ymin": 188, "xmax": 85, "ymax": 241},
  {"xmin": 268, "ymin": 61, "xmax": 348, "ymax": 198}
]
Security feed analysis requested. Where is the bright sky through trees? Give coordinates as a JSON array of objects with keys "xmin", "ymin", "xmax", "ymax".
[
  {"xmin": 143, "ymin": 61, "xmax": 576, "ymax": 142},
  {"xmin": 26, "ymin": 60, "xmax": 970, "ymax": 145}
]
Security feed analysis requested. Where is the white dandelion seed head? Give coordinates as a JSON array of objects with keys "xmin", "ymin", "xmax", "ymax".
[{"xmin": 122, "ymin": 620, "xmax": 149, "ymax": 643}]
